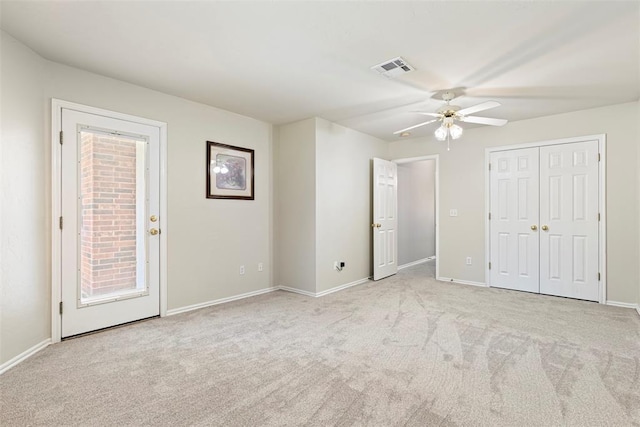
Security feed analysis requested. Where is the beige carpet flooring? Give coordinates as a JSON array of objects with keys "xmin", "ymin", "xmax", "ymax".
[{"xmin": 2, "ymin": 261, "xmax": 640, "ymax": 426}]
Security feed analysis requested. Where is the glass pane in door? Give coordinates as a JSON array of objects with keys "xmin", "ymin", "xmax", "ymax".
[{"xmin": 79, "ymin": 129, "xmax": 147, "ymax": 303}]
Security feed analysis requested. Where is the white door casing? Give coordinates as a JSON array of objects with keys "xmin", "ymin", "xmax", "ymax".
[
  {"xmin": 489, "ymin": 148, "xmax": 540, "ymax": 293},
  {"xmin": 539, "ymin": 141, "xmax": 599, "ymax": 301},
  {"xmin": 372, "ymin": 158, "xmax": 398, "ymax": 281},
  {"xmin": 60, "ymin": 108, "xmax": 161, "ymax": 337}
]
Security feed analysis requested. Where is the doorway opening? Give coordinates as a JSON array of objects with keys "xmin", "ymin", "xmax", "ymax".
[{"xmin": 395, "ymin": 155, "xmax": 439, "ymax": 279}]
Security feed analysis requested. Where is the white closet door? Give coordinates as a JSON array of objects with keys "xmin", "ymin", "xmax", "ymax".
[
  {"xmin": 489, "ymin": 148, "xmax": 540, "ymax": 293},
  {"xmin": 539, "ymin": 141, "xmax": 599, "ymax": 301}
]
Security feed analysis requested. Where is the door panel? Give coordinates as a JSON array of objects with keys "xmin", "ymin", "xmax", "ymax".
[
  {"xmin": 489, "ymin": 148, "xmax": 540, "ymax": 293},
  {"xmin": 372, "ymin": 158, "xmax": 398, "ymax": 280},
  {"xmin": 539, "ymin": 141, "xmax": 599, "ymax": 301},
  {"xmin": 61, "ymin": 109, "xmax": 161, "ymax": 337}
]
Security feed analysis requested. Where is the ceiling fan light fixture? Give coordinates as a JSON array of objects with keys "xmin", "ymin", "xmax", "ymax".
[
  {"xmin": 450, "ymin": 124, "xmax": 463, "ymax": 140},
  {"xmin": 394, "ymin": 92, "xmax": 507, "ymax": 150},
  {"xmin": 434, "ymin": 125, "xmax": 447, "ymax": 141}
]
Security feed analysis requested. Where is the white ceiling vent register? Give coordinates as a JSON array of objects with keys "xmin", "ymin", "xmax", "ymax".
[{"xmin": 371, "ymin": 57, "xmax": 415, "ymax": 78}]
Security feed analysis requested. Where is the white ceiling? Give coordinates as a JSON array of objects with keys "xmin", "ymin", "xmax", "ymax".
[{"xmin": 1, "ymin": 1, "xmax": 639, "ymax": 141}]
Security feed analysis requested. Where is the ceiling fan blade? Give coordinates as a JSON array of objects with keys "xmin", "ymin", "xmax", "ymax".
[
  {"xmin": 461, "ymin": 116, "xmax": 508, "ymax": 126},
  {"xmin": 457, "ymin": 101, "xmax": 501, "ymax": 116},
  {"xmin": 410, "ymin": 112, "xmax": 441, "ymax": 117},
  {"xmin": 393, "ymin": 119, "xmax": 438, "ymax": 135}
]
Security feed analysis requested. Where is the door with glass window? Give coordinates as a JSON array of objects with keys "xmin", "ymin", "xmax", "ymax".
[{"xmin": 60, "ymin": 109, "xmax": 161, "ymax": 337}]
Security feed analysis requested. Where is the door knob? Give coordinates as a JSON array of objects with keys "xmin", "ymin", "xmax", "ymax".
[
  {"xmin": 541, "ymin": 225, "xmax": 549, "ymax": 231},
  {"xmin": 371, "ymin": 223, "xmax": 381, "ymax": 228},
  {"xmin": 149, "ymin": 228, "xmax": 159, "ymax": 235},
  {"xmin": 531, "ymin": 225, "xmax": 538, "ymax": 231}
]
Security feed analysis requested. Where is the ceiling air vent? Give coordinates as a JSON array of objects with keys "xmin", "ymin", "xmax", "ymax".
[{"xmin": 371, "ymin": 57, "xmax": 415, "ymax": 78}]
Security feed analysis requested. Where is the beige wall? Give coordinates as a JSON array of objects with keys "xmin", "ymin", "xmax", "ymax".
[
  {"xmin": 0, "ymin": 31, "xmax": 50, "ymax": 365},
  {"xmin": 389, "ymin": 101, "xmax": 640, "ymax": 304},
  {"xmin": 1, "ymin": 31, "xmax": 274, "ymax": 365},
  {"xmin": 315, "ymin": 118, "xmax": 388, "ymax": 293},
  {"xmin": 397, "ymin": 160, "xmax": 436, "ymax": 266},
  {"xmin": 274, "ymin": 118, "xmax": 317, "ymax": 293},
  {"xmin": 44, "ymin": 62, "xmax": 274, "ymax": 311},
  {"xmin": 274, "ymin": 118, "xmax": 388, "ymax": 294}
]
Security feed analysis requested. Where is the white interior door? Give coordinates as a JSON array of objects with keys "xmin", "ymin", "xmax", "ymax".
[
  {"xmin": 372, "ymin": 158, "xmax": 398, "ymax": 281},
  {"xmin": 60, "ymin": 108, "xmax": 161, "ymax": 337},
  {"xmin": 489, "ymin": 148, "xmax": 540, "ymax": 293},
  {"xmin": 539, "ymin": 141, "xmax": 599, "ymax": 301}
]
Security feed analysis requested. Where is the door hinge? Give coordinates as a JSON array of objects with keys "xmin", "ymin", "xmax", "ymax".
[
  {"xmin": 488, "ymin": 212, "xmax": 491, "ymax": 220},
  {"xmin": 59, "ymin": 216, "xmax": 63, "ymax": 230},
  {"xmin": 488, "ymin": 163, "xmax": 491, "ymax": 171},
  {"xmin": 59, "ymin": 130, "xmax": 63, "ymax": 145},
  {"xmin": 59, "ymin": 301, "xmax": 63, "ymax": 315},
  {"xmin": 598, "ymin": 153, "xmax": 601, "ymax": 162},
  {"xmin": 598, "ymin": 272, "xmax": 601, "ymax": 281},
  {"xmin": 488, "ymin": 262, "xmax": 492, "ymax": 270},
  {"xmin": 598, "ymin": 213, "xmax": 601, "ymax": 221}
]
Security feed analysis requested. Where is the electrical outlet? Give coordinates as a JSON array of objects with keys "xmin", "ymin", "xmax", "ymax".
[
  {"xmin": 466, "ymin": 257, "xmax": 472, "ymax": 265},
  {"xmin": 239, "ymin": 265, "xmax": 245, "ymax": 275},
  {"xmin": 258, "ymin": 262, "xmax": 263, "ymax": 272},
  {"xmin": 450, "ymin": 209, "xmax": 458, "ymax": 217}
]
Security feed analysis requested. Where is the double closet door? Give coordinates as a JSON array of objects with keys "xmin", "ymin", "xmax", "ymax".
[{"xmin": 489, "ymin": 140, "xmax": 600, "ymax": 301}]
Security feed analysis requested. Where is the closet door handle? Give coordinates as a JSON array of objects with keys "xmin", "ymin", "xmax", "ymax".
[
  {"xmin": 541, "ymin": 225, "xmax": 549, "ymax": 231},
  {"xmin": 531, "ymin": 225, "xmax": 537, "ymax": 231}
]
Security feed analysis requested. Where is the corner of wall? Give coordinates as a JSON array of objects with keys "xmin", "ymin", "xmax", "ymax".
[
  {"xmin": 273, "ymin": 118, "xmax": 317, "ymax": 293},
  {"xmin": 1, "ymin": 30, "xmax": 51, "ymax": 365}
]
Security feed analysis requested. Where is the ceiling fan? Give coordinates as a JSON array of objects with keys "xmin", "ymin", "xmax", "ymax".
[{"xmin": 393, "ymin": 91, "xmax": 508, "ymax": 150}]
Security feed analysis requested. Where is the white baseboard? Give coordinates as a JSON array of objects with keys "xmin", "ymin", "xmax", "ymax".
[
  {"xmin": 0, "ymin": 339, "xmax": 51, "ymax": 375},
  {"xmin": 316, "ymin": 277, "xmax": 371, "ymax": 297},
  {"xmin": 398, "ymin": 256, "xmax": 435, "ymax": 270},
  {"xmin": 603, "ymin": 301, "xmax": 640, "ymax": 317},
  {"xmin": 279, "ymin": 277, "xmax": 371, "ymax": 298},
  {"xmin": 606, "ymin": 300, "xmax": 638, "ymax": 309},
  {"xmin": 437, "ymin": 276, "xmax": 487, "ymax": 287},
  {"xmin": 163, "ymin": 276, "xmax": 373, "ymax": 315},
  {"xmin": 278, "ymin": 286, "xmax": 316, "ymax": 297},
  {"xmin": 166, "ymin": 287, "xmax": 278, "ymax": 316}
]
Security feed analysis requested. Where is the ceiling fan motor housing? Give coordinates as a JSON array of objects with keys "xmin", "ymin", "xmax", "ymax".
[{"xmin": 438, "ymin": 104, "xmax": 461, "ymax": 117}]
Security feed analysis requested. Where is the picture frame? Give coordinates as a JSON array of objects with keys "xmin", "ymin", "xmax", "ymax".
[{"xmin": 206, "ymin": 141, "xmax": 254, "ymax": 200}]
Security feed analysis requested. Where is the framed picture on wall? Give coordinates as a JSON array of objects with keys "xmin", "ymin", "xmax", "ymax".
[{"xmin": 206, "ymin": 141, "xmax": 254, "ymax": 200}]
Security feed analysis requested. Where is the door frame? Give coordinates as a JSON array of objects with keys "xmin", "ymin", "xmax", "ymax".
[
  {"xmin": 51, "ymin": 99, "xmax": 168, "ymax": 343},
  {"xmin": 392, "ymin": 155, "xmax": 440, "ymax": 279},
  {"xmin": 484, "ymin": 134, "xmax": 606, "ymax": 303}
]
